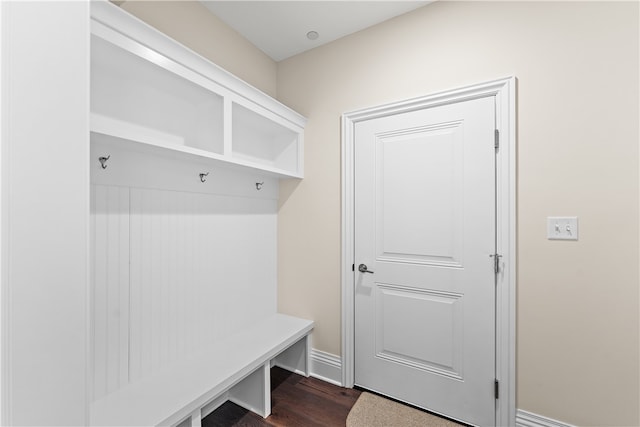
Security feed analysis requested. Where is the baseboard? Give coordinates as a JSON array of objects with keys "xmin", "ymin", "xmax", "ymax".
[
  {"xmin": 306, "ymin": 350, "xmax": 574, "ymax": 427},
  {"xmin": 516, "ymin": 409, "xmax": 575, "ymax": 427},
  {"xmin": 309, "ymin": 349, "xmax": 342, "ymax": 386}
]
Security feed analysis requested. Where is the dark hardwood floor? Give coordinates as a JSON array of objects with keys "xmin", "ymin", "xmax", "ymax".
[{"xmin": 203, "ymin": 367, "xmax": 362, "ymax": 427}]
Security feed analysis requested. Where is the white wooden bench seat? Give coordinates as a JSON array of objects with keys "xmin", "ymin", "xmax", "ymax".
[{"xmin": 90, "ymin": 314, "xmax": 314, "ymax": 427}]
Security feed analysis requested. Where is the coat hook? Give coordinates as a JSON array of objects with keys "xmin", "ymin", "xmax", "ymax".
[
  {"xmin": 256, "ymin": 182, "xmax": 264, "ymax": 191},
  {"xmin": 199, "ymin": 172, "xmax": 209, "ymax": 183},
  {"xmin": 98, "ymin": 155, "xmax": 110, "ymax": 170}
]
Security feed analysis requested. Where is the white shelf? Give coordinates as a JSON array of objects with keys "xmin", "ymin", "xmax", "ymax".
[
  {"xmin": 91, "ymin": 35, "xmax": 225, "ymax": 156},
  {"xmin": 232, "ymin": 102, "xmax": 300, "ymax": 173},
  {"xmin": 91, "ymin": 116, "xmax": 302, "ymax": 179},
  {"xmin": 90, "ymin": 2, "xmax": 305, "ymax": 179}
]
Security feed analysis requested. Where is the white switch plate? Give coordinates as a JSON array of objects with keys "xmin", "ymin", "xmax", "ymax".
[{"xmin": 547, "ymin": 217, "xmax": 579, "ymax": 240}]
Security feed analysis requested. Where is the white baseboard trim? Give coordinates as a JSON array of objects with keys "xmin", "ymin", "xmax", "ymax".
[
  {"xmin": 516, "ymin": 409, "xmax": 575, "ymax": 427},
  {"xmin": 309, "ymin": 349, "xmax": 342, "ymax": 386},
  {"xmin": 306, "ymin": 353, "xmax": 575, "ymax": 427}
]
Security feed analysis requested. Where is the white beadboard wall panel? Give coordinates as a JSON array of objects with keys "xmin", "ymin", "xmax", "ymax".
[
  {"xmin": 128, "ymin": 188, "xmax": 277, "ymax": 382},
  {"xmin": 91, "ymin": 185, "xmax": 130, "ymax": 402},
  {"xmin": 91, "ymin": 155, "xmax": 278, "ymax": 397}
]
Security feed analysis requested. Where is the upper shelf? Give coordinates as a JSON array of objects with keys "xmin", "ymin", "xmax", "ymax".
[{"xmin": 90, "ymin": 0, "xmax": 305, "ymax": 179}]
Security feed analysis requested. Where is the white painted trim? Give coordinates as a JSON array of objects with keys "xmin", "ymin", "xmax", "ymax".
[
  {"xmin": 0, "ymin": 2, "xmax": 6, "ymax": 425},
  {"xmin": 495, "ymin": 76, "xmax": 517, "ymax": 427},
  {"xmin": 516, "ymin": 410, "xmax": 575, "ymax": 427},
  {"xmin": 309, "ymin": 349, "xmax": 342, "ymax": 386},
  {"xmin": 340, "ymin": 109, "xmax": 356, "ymax": 391},
  {"xmin": 340, "ymin": 77, "xmax": 517, "ymax": 426}
]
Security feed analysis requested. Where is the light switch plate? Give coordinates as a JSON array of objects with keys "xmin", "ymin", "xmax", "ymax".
[{"xmin": 547, "ymin": 217, "xmax": 579, "ymax": 240}]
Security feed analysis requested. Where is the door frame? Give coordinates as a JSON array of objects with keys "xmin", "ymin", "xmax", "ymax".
[{"xmin": 340, "ymin": 77, "xmax": 516, "ymax": 426}]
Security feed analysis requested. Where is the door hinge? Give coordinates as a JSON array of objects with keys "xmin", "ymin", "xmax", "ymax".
[
  {"xmin": 490, "ymin": 254, "xmax": 502, "ymax": 274},
  {"xmin": 352, "ymin": 264, "xmax": 355, "ymax": 272},
  {"xmin": 494, "ymin": 129, "xmax": 500, "ymax": 151},
  {"xmin": 494, "ymin": 379, "xmax": 499, "ymax": 399}
]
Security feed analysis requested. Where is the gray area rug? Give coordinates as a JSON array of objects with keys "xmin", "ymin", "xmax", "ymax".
[{"xmin": 346, "ymin": 392, "xmax": 463, "ymax": 427}]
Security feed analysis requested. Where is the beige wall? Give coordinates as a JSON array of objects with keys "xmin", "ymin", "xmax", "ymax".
[
  {"xmin": 120, "ymin": 0, "xmax": 277, "ymax": 97},
  {"xmin": 276, "ymin": 1, "xmax": 639, "ymax": 426}
]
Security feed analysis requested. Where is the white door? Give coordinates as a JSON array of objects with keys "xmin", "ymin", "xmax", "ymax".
[{"xmin": 354, "ymin": 96, "xmax": 496, "ymax": 426}]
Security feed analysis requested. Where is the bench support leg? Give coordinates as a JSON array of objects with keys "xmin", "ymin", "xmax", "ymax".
[
  {"xmin": 273, "ymin": 335, "xmax": 310, "ymax": 377},
  {"xmin": 189, "ymin": 408, "xmax": 201, "ymax": 427},
  {"xmin": 228, "ymin": 362, "xmax": 271, "ymax": 418}
]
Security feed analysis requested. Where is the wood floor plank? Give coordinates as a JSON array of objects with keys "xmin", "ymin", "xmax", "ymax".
[{"xmin": 203, "ymin": 367, "xmax": 361, "ymax": 427}]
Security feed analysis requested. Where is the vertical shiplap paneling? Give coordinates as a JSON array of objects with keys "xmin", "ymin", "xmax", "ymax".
[
  {"xmin": 129, "ymin": 188, "xmax": 149, "ymax": 383},
  {"xmin": 96, "ymin": 184, "xmax": 278, "ymax": 388},
  {"xmin": 128, "ymin": 188, "xmax": 141, "ymax": 383},
  {"xmin": 191, "ymin": 194, "xmax": 206, "ymax": 351},
  {"xmin": 91, "ymin": 185, "xmax": 130, "ymax": 402},
  {"xmin": 117, "ymin": 188, "xmax": 130, "ymax": 389},
  {"xmin": 174, "ymin": 192, "xmax": 186, "ymax": 362},
  {"xmin": 159, "ymin": 190, "xmax": 171, "ymax": 370},
  {"xmin": 184, "ymin": 192, "xmax": 197, "ymax": 359},
  {"xmin": 92, "ymin": 185, "xmax": 108, "ymax": 400},
  {"xmin": 166, "ymin": 191, "xmax": 177, "ymax": 365},
  {"xmin": 149, "ymin": 189, "xmax": 162, "ymax": 375}
]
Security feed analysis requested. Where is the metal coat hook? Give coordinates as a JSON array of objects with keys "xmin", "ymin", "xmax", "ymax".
[
  {"xmin": 199, "ymin": 172, "xmax": 209, "ymax": 183},
  {"xmin": 99, "ymin": 155, "xmax": 110, "ymax": 170},
  {"xmin": 256, "ymin": 182, "xmax": 264, "ymax": 191}
]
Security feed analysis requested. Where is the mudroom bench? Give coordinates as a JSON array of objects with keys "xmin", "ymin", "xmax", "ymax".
[
  {"xmin": 90, "ymin": 314, "xmax": 313, "ymax": 426},
  {"xmin": 88, "ymin": 3, "xmax": 310, "ymax": 426}
]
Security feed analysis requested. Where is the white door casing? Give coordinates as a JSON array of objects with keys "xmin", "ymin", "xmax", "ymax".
[{"xmin": 341, "ymin": 77, "xmax": 516, "ymax": 426}]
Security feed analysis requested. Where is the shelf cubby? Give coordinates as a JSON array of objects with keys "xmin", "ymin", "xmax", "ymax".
[
  {"xmin": 232, "ymin": 102, "xmax": 301, "ymax": 176},
  {"xmin": 90, "ymin": 4, "xmax": 305, "ymax": 179},
  {"xmin": 91, "ymin": 35, "xmax": 225, "ymax": 155}
]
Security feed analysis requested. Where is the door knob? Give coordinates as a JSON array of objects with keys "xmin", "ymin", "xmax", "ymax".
[{"xmin": 358, "ymin": 263, "xmax": 374, "ymax": 274}]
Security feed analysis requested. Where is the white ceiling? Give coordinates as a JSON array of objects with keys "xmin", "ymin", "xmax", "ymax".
[{"xmin": 201, "ymin": 1, "xmax": 431, "ymax": 62}]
